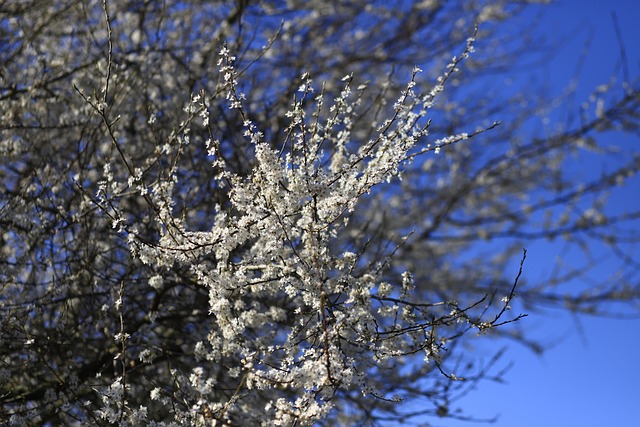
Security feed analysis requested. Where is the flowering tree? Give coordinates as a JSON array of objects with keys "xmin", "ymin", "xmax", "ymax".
[{"xmin": 1, "ymin": 0, "xmax": 638, "ymax": 425}]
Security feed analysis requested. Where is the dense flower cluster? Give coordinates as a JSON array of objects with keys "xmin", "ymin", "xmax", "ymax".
[{"xmin": 108, "ymin": 42, "xmax": 512, "ymax": 425}]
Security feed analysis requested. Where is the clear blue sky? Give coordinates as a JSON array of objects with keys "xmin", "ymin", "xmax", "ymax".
[{"xmin": 424, "ymin": 1, "xmax": 640, "ymax": 426}]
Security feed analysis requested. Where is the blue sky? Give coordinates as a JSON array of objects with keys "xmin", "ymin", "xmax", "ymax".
[{"xmin": 443, "ymin": 1, "xmax": 640, "ymax": 426}]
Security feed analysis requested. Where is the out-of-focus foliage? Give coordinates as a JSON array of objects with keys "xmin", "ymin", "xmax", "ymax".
[{"xmin": 1, "ymin": 0, "xmax": 638, "ymax": 425}]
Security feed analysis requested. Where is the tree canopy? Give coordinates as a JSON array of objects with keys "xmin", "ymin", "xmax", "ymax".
[{"xmin": 1, "ymin": 0, "xmax": 638, "ymax": 425}]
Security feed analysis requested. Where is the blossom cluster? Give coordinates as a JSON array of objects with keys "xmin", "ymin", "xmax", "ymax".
[{"xmin": 108, "ymin": 42, "xmax": 485, "ymax": 425}]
